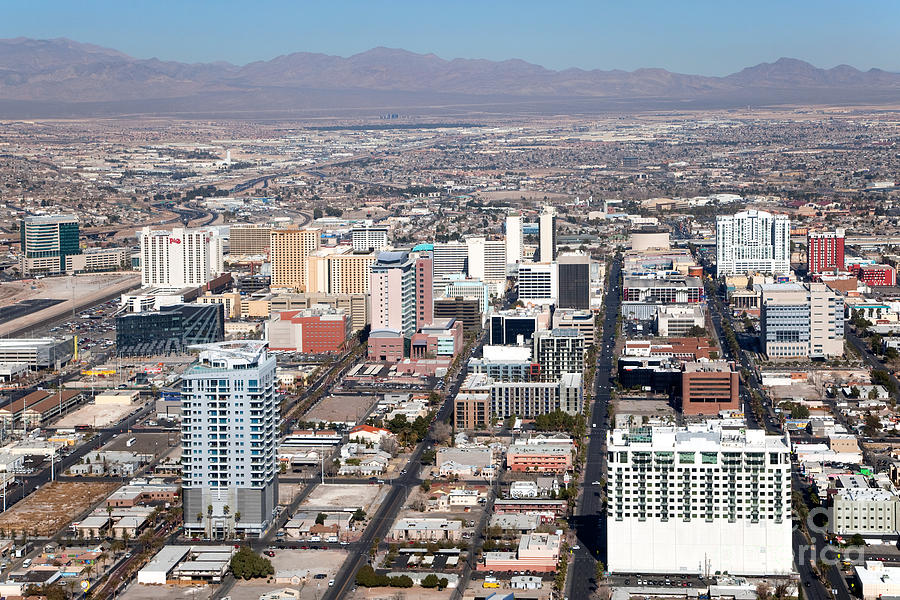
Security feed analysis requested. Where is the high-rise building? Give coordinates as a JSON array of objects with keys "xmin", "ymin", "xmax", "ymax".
[
  {"xmin": 270, "ymin": 228, "xmax": 320, "ymax": 290},
  {"xmin": 351, "ymin": 225, "xmax": 390, "ymax": 253},
  {"xmin": 466, "ymin": 237, "xmax": 507, "ymax": 290},
  {"xmin": 505, "ymin": 213, "xmax": 524, "ymax": 266},
  {"xmin": 760, "ymin": 282, "xmax": 844, "ymax": 359},
  {"xmin": 229, "ymin": 224, "xmax": 272, "ymax": 256},
  {"xmin": 370, "ymin": 251, "xmax": 416, "ymax": 338},
  {"xmin": 432, "ymin": 242, "xmax": 469, "ymax": 280},
  {"xmin": 807, "ymin": 229, "xmax": 845, "ymax": 274},
  {"xmin": 181, "ymin": 341, "xmax": 278, "ymax": 537},
  {"xmin": 556, "ymin": 254, "xmax": 590, "ymax": 309},
  {"xmin": 140, "ymin": 227, "xmax": 224, "ymax": 288},
  {"xmin": 715, "ymin": 210, "xmax": 790, "ymax": 277},
  {"xmin": 414, "ymin": 254, "xmax": 433, "ymax": 330},
  {"xmin": 607, "ymin": 424, "xmax": 792, "ymax": 575},
  {"xmin": 307, "ymin": 248, "xmax": 376, "ymax": 295},
  {"xmin": 539, "ymin": 207, "xmax": 557, "ymax": 263},
  {"xmin": 534, "ymin": 328, "xmax": 584, "ymax": 381},
  {"xmin": 517, "ymin": 262, "xmax": 558, "ymax": 305},
  {"xmin": 20, "ymin": 215, "xmax": 81, "ymax": 275}
]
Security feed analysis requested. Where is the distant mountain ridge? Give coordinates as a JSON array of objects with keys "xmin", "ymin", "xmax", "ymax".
[{"xmin": 0, "ymin": 38, "xmax": 898, "ymax": 117}]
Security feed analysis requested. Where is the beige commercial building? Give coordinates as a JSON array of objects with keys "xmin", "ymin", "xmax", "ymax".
[
  {"xmin": 268, "ymin": 292, "xmax": 369, "ymax": 332},
  {"xmin": 229, "ymin": 224, "xmax": 272, "ymax": 256},
  {"xmin": 308, "ymin": 247, "xmax": 376, "ymax": 295},
  {"xmin": 198, "ymin": 292, "xmax": 243, "ymax": 319},
  {"xmin": 270, "ymin": 228, "xmax": 320, "ymax": 290}
]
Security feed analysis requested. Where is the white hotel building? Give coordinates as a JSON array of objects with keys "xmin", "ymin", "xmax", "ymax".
[
  {"xmin": 140, "ymin": 226, "xmax": 224, "ymax": 288},
  {"xmin": 606, "ymin": 424, "xmax": 792, "ymax": 576},
  {"xmin": 715, "ymin": 210, "xmax": 790, "ymax": 278},
  {"xmin": 181, "ymin": 341, "xmax": 278, "ymax": 537}
]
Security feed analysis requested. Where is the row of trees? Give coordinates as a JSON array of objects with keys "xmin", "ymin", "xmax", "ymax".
[
  {"xmin": 382, "ymin": 413, "xmax": 433, "ymax": 446},
  {"xmin": 356, "ymin": 565, "xmax": 414, "ymax": 588},
  {"xmin": 533, "ymin": 410, "xmax": 585, "ymax": 434}
]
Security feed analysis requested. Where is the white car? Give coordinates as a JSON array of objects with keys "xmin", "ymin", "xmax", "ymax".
[{"xmin": 591, "ymin": 481, "xmax": 602, "ymax": 485}]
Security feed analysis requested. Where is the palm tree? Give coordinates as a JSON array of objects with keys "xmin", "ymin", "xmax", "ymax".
[
  {"xmin": 106, "ymin": 505, "xmax": 115, "ymax": 537},
  {"xmin": 81, "ymin": 564, "xmax": 93, "ymax": 581},
  {"xmin": 139, "ymin": 529, "xmax": 155, "ymax": 551}
]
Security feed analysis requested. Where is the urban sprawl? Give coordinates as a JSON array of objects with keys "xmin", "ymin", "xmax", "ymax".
[{"xmin": 0, "ymin": 112, "xmax": 899, "ymax": 600}]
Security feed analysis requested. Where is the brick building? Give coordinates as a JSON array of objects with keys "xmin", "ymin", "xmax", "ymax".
[{"xmin": 681, "ymin": 361, "xmax": 740, "ymax": 415}]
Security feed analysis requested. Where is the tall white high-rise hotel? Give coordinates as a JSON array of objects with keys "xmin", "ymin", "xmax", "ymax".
[
  {"xmin": 606, "ymin": 424, "xmax": 792, "ymax": 576},
  {"xmin": 181, "ymin": 342, "xmax": 278, "ymax": 537},
  {"xmin": 716, "ymin": 210, "xmax": 790, "ymax": 278},
  {"xmin": 140, "ymin": 226, "xmax": 224, "ymax": 287}
]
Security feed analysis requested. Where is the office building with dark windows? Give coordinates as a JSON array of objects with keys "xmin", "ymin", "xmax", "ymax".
[{"xmin": 116, "ymin": 303, "xmax": 224, "ymax": 355}]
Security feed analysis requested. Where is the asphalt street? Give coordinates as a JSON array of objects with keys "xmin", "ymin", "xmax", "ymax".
[{"xmin": 567, "ymin": 257, "xmax": 621, "ymax": 600}]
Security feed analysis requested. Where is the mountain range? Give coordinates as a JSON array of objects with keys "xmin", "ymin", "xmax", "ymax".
[{"xmin": 0, "ymin": 37, "xmax": 899, "ymax": 118}]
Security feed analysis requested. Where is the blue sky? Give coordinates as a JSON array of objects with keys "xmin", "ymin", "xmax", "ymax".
[{"xmin": 5, "ymin": 0, "xmax": 899, "ymax": 75}]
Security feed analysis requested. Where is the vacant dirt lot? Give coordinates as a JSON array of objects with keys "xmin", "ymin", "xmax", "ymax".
[
  {"xmin": 301, "ymin": 483, "xmax": 384, "ymax": 511},
  {"xmin": 55, "ymin": 402, "xmax": 142, "ymax": 429},
  {"xmin": 304, "ymin": 393, "xmax": 376, "ymax": 424},
  {"xmin": 0, "ymin": 481, "xmax": 118, "ymax": 535}
]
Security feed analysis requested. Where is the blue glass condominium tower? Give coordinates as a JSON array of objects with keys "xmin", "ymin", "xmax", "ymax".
[{"xmin": 182, "ymin": 341, "xmax": 278, "ymax": 538}]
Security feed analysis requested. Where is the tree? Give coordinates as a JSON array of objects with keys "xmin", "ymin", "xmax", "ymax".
[
  {"xmin": 356, "ymin": 564, "xmax": 390, "ymax": 587},
  {"xmin": 230, "ymin": 546, "xmax": 274, "ymax": 580},
  {"xmin": 390, "ymin": 575, "xmax": 414, "ymax": 588},
  {"xmin": 431, "ymin": 421, "xmax": 452, "ymax": 444},
  {"xmin": 850, "ymin": 533, "xmax": 865, "ymax": 547},
  {"xmin": 420, "ymin": 479, "xmax": 431, "ymax": 492},
  {"xmin": 422, "ymin": 573, "xmax": 441, "ymax": 588},
  {"xmin": 313, "ymin": 207, "xmax": 324, "ymax": 219},
  {"xmin": 790, "ymin": 404, "xmax": 810, "ymax": 419},
  {"xmin": 756, "ymin": 581, "xmax": 773, "ymax": 600},
  {"xmin": 864, "ymin": 412, "xmax": 882, "ymax": 437},
  {"xmin": 316, "ymin": 513, "xmax": 327, "ymax": 526},
  {"xmin": 352, "ymin": 509, "xmax": 366, "ymax": 523},
  {"xmin": 420, "ymin": 449, "xmax": 436, "ymax": 465},
  {"xmin": 871, "ymin": 370, "xmax": 897, "ymax": 394},
  {"xmin": 380, "ymin": 436, "xmax": 399, "ymax": 457}
]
